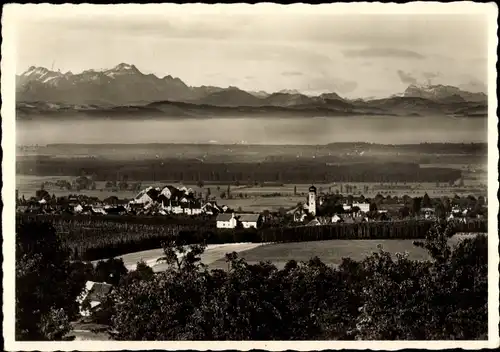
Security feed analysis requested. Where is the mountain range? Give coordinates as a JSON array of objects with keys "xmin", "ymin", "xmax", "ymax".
[{"xmin": 16, "ymin": 63, "xmax": 488, "ymax": 119}]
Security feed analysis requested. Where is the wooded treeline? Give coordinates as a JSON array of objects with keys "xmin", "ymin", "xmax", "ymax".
[{"xmin": 17, "ymin": 159, "xmax": 461, "ymax": 183}]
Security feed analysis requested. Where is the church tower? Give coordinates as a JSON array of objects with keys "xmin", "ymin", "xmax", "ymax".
[{"xmin": 308, "ymin": 185, "xmax": 317, "ymax": 216}]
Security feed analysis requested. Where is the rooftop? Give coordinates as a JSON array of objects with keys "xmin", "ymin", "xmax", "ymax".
[
  {"xmin": 216, "ymin": 213, "xmax": 234, "ymax": 221},
  {"xmin": 237, "ymin": 214, "xmax": 261, "ymax": 222}
]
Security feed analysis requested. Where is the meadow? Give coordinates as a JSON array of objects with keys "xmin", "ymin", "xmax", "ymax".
[{"xmin": 208, "ymin": 234, "xmax": 480, "ymax": 270}]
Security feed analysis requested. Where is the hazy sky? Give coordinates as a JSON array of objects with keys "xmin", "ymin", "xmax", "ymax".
[{"xmin": 13, "ymin": 5, "xmax": 490, "ymax": 98}]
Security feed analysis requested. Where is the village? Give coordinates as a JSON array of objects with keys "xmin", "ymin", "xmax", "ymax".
[{"xmin": 16, "ymin": 183, "xmax": 488, "ymax": 229}]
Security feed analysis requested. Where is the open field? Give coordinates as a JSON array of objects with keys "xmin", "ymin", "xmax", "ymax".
[
  {"xmin": 208, "ymin": 234, "xmax": 482, "ymax": 270},
  {"xmin": 91, "ymin": 234, "xmax": 481, "ymax": 273}
]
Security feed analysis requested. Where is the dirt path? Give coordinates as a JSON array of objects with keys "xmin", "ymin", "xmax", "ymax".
[{"xmin": 92, "ymin": 242, "xmax": 267, "ymax": 272}]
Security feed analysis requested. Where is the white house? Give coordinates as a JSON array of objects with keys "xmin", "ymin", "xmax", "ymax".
[
  {"xmin": 76, "ymin": 281, "xmax": 113, "ymax": 317},
  {"xmin": 131, "ymin": 187, "xmax": 154, "ymax": 205},
  {"xmin": 332, "ymin": 214, "xmax": 343, "ymax": 223},
  {"xmin": 352, "ymin": 202, "xmax": 370, "ymax": 213},
  {"xmin": 237, "ymin": 214, "xmax": 261, "ymax": 229},
  {"xmin": 216, "ymin": 213, "xmax": 238, "ymax": 228},
  {"xmin": 183, "ymin": 206, "xmax": 203, "ymax": 216},
  {"xmin": 216, "ymin": 213, "xmax": 261, "ymax": 229}
]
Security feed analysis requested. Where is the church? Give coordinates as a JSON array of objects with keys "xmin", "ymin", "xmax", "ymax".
[{"xmin": 287, "ymin": 185, "xmax": 324, "ymax": 221}]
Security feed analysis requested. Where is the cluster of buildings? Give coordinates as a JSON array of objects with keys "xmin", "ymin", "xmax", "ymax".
[
  {"xmin": 16, "ymin": 185, "xmax": 230, "ymax": 217},
  {"xmin": 286, "ymin": 185, "xmax": 373, "ymax": 223},
  {"xmin": 18, "ymin": 183, "xmax": 485, "ymax": 230},
  {"xmin": 127, "ymin": 185, "xmax": 228, "ymax": 216}
]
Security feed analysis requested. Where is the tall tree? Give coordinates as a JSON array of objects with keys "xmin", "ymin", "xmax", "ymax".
[
  {"xmin": 412, "ymin": 197, "xmax": 422, "ymax": 216},
  {"xmin": 422, "ymin": 193, "xmax": 432, "ymax": 208},
  {"xmin": 16, "ymin": 221, "xmax": 83, "ymax": 340}
]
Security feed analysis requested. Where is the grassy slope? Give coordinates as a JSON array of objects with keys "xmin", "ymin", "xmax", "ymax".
[{"xmin": 208, "ymin": 234, "xmax": 479, "ymax": 270}]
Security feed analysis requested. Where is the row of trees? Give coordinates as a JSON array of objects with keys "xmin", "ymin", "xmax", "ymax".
[{"xmin": 260, "ymin": 220, "xmax": 487, "ymax": 243}]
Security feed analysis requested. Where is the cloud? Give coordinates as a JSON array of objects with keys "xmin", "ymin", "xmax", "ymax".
[
  {"xmin": 396, "ymin": 70, "xmax": 418, "ymax": 84},
  {"xmin": 281, "ymin": 71, "xmax": 303, "ymax": 77},
  {"xmin": 343, "ymin": 47, "xmax": 425, "ymax": 59},
  {"xmin": 458, "ymin": 79, "xmax": 487, "ymax": 93}
]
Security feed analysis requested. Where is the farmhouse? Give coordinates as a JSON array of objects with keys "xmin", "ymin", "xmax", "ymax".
[
  {"xmin": 77, "ymin": 281, "xmax": 113, "ymax": 317},
  {"xmin": 216, "ymin": 213, "xmax": 237, "ymax": 228},
  {"xmin": 216, "ymin": 213, "xmax": 262, "ymax": 229},
  {"xmin": 237, "ymin": 213, "xmax": 262, "ymax": 229}
]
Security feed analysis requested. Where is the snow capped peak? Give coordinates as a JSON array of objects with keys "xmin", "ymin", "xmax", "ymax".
[
  {"xmin": 104, "ymin": 63, "xmax": 141, "ymax": 78},
  {"xmin": 113, "ymin": 63, "xmax": 138, "ymax": 72},
  {"xmin": 279, "ymin": 89, "xmax": 301, "ymax": 95},
  {"xmin": 22, "ymin": 66, "xmax": 50, "ymax": 77}
]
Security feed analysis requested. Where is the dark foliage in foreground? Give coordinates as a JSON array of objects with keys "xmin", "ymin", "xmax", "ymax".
[
  {"xmin": 15, "ymin": 221, "xmax": 79, "ymax": 340},
  {"xmin": 106, "ymin": 223, "xmax": 487, "ymax": 340},
  {"xmin": 15, "ymin": 219, "xmax": 488, "ymax": 340}
]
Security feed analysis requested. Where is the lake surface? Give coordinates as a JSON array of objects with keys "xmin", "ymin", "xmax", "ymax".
[{"xmin": 16, "ymin": 116, "xmax": 488, "ymax": 145}]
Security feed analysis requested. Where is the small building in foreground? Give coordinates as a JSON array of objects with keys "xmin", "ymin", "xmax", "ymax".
[{"xmin": 76, "ymin": 281, "xmax": 113, "ymax": 317}]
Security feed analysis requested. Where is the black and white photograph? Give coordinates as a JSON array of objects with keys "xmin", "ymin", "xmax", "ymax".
[{"xmin": 2, "ymin": 2, "xmax": 499, "ymax": 350}]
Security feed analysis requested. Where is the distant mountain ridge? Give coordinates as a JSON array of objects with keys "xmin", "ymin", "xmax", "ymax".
[
  {"xmin": 16, "ymin": 63, "xmax": 488, "ymax": 119},
  {"xmin": 403, "ymin": 83, "xmax": 487, "ymax": 103}
]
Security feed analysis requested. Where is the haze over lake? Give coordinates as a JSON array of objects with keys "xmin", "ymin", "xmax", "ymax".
[{"xmin": 17, "ymin": 115, "xmax": 487, "ymax": 146}]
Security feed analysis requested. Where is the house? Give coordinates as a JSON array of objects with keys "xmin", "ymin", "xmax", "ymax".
[
  {"xmin": 91, "ymin": 206, "xmax": 107, "ymax": 215},
  {"xmin": 74, "ymin": 204, "xmax": 84, "ymax": 213},
  {"xmin": 131, "ymin": 186, "xmax": 156, "ymax": 205},
  {"xmin": 76, "ymin": 281, "xmax": 113, "ymax": 317},
  {"xmin": 237, "ymin": 213, "xmax": 261, "ymax": 229},
  {"xmin": 216, "ymin": 213, "xmax": 261, "ymax": 229},
  {"xmin": 352, "ymin": 202, "xmax": 370, "ymax": 213},
  {"xmin": 306, "ymin": 217, "xmax": 331, "ymax": 226},
  {"xmin": 287, "ymin": 204, "xmax": 308, "ymax": 222},
  {"xmin": 216, "ymin": 213, "xmax": 237, "ymax": 228},
  {"xmin": 201, "ymin": 202, "xmax": 221, "ymax": 215},
  {"xmin": 306, "ymin": 219, "xmax": 322, "ymax": 226},
  {"xmin": 332, "ymin": 214, "xmax": 343, "ymax": 223},
  {"xmin": 344, "ymin": 215, "xmax": 368, "ymax": 224}
]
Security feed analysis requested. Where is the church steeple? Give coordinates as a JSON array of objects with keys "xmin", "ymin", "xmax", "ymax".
[{"xmin": 308, "ymin": 185, "xmax": 317, "ymax": 216}]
